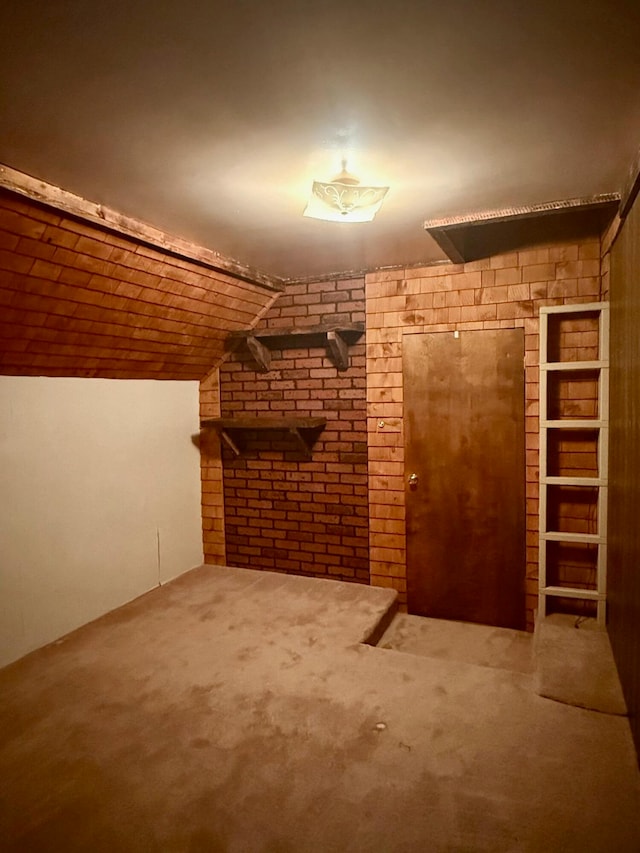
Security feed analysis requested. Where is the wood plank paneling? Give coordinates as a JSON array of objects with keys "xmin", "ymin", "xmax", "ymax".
[
  {"xmin": 365, "ymin": 238, "xmax": 602, "ymax": 620},
  {"xmin": 608, "ymin": 190, "xmax": 640, "ymax": 762},
  {"xmin": 0, "ymin": 191, "xmax": 278, "ymax": 380}
]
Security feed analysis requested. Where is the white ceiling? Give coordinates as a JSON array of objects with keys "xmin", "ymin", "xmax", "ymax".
[{"xmin": 2, "ymin": 1, "xmax": 640, "ymax": 280}]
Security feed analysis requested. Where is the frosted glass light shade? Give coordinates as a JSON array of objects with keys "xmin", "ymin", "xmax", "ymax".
[{"xmin": 303, "ymin": 161, "xmax": 389, "ymax": 222}]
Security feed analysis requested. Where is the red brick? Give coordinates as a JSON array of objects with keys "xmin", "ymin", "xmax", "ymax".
[{"xmin": 212, "ymin": 280, "xmax": 369, "ymax": 582}]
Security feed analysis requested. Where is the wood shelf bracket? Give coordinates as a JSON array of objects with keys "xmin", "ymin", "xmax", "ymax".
[
  {"xmin": 326, "ymin": 330, "xmax": 349, "ymax": 371},
  {"xmin": 227, "ymin": 322, "xmax": 364, "ymax": 372},
  {"xmin": 201, "ymin": 416, "xmax": 326, "ymax": 458},
  {"xmin": 245, "ymin": 336, "xmax": 271, "ymax": 373}
]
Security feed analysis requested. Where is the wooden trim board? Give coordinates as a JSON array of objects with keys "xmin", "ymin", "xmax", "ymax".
[{"xmin": 0, "ymin": 164, "xmax": 284, "ymax": 292}]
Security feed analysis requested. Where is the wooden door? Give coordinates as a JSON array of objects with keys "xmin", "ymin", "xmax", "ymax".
[{"xmin": 404, "ymin": 329, "xmax": 525, "ymax": 629}]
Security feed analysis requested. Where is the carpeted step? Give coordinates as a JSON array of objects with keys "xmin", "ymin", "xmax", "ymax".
[
  {"xmin": 376, "ymin": 613, "xmax": 534, "ymax": 674},
  {"xmin": 533, "ymin": 614, "xmax": 628, "ymax": 715}
]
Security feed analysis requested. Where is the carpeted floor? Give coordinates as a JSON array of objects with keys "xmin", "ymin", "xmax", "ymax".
[{"xmin": 1, "ymin": 564, "xmax": 639, "ymax": 852}]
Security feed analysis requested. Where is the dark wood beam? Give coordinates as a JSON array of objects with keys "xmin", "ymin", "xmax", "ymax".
[
  {"xmin": 600, "ymin": 150, "xmax": 640, "ymax": 255},
  {"xmin": 620, "ymin": 146, "xmax": 640, "ymax": 220},
  {"xmin": 601, "ymin": 213, "xmax": 622, "ymax": 257}
]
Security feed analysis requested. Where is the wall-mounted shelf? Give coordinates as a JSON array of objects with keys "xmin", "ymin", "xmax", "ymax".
[
  {"xmin": 227, "ymin": 322, "xmax": 365, "ymax": 372},
  {"xmin": 200, "ymin": 416, "xmax": 326, "ymax": 458}
]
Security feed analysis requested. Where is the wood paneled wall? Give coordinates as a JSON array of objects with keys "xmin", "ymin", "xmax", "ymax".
[
  {"xmin": 0, "ymin": 191, "xmax": 278, "ymax": 380},
  {"xmin": 200, "ymin": 368, "xmax": 226, "ymax": 565},
  {"xmin": 608, "ymin": 191, "xmax": 640, "ymax": 759},
  {"xmin": 365, "ymin": 240, "xmax": 602, "ymax": 627}
]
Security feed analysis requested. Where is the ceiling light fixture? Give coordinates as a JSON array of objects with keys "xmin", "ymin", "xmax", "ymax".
[{"xmin": 303, "ymin": 159, "xmax": 389, "ymax": 223}]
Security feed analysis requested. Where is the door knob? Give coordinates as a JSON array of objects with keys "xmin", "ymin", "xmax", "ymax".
[{"xmin": 408, "ymin": 473, "xmax": 419, "ymax": 486}]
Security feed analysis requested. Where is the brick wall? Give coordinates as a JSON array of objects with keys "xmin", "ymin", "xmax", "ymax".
[
  {"xmin": 212, "ymin": 278, "xmax": 369, "ymax": 583},
  {"xmin": 365, "ymin": 240, "xmax": 602, "ymax": 628}
]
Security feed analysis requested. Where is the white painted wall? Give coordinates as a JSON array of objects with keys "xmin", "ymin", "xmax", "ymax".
[{"xmin": 0, "ymin": 377, "xmax": 204, "ymax": 667}]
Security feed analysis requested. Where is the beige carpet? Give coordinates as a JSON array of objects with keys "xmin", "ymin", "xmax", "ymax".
[
  {"xmin": 533, "ymin": 613, "xmax": 628, "ymax": 715},
  {"xmin": 1, "ymin": 564, "xmax": 639, "ymax": 852},
  {"xmin": 378, "ymin": 613, "xmax": 534, "ymax": 674}
]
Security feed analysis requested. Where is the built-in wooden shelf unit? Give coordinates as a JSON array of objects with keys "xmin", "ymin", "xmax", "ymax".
[{"xmin": 538, "ymin": 301, "xmax": 609, "ymax": 625}]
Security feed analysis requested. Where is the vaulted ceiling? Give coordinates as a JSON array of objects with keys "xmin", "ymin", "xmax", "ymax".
[{"xmin": 2, "ymin": 1, "xmax": 640, "ymax": 281}]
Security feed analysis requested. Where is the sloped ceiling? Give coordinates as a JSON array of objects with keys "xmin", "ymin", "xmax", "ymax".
[
  {"xmin": 2, "ymin": 1, "xmax": 640, "ymax": 280},
  {"xmin": 0, "ymin": 191, "xmax": 278, "ymax": 379}
]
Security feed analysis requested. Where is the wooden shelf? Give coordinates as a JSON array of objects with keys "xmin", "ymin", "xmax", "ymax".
[
  {"xmin": 541, "ymin": 586, "xmax": 603, "ymax": 601},
  {"xmin": 227, "ymin": 322, "xmax": 365, "ymax": 372},
  {"xmin": 542, "ymin": 360, "xmax": 606, "ymax": 372},
  {"xmin": 543, "ymin": 419, "xmax": 605, "ymax": 429},
  {"xmin": 200, "ymin": 416, "xmax": 326, "ymax": 458}
]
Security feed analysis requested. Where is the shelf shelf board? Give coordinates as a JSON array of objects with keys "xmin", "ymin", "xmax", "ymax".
[
  {"xmin": 201, "ymin": 417, "xmax": 326, "ymax": 431},
  {"xmin": 543, "ymin": 419, "xmax": 604, "ymax": 429},
  {"xmin": 541, "ymin": 360, "xmax": 606, "ymax": 371},
  {"xmin": 540, "ymin": 531, "xmax": 603, "ymax": 544},
  {"xmin": 542, "ymin": 476, "xmax": 604, "ymax": 486},
  {"xmin": 200, "ymin": 416, "xmax": 326, "ymax": 458},
  {"xmin": 540, "ymin": 586, "xmax": 602, "ymax": 601},
  {"xmin": 227, "ymin": 322, "xmax": 365, "ymax": 372},
  {"xmin": 539, "ymin": 302, "xmax": 608, "ymax": 316}
]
